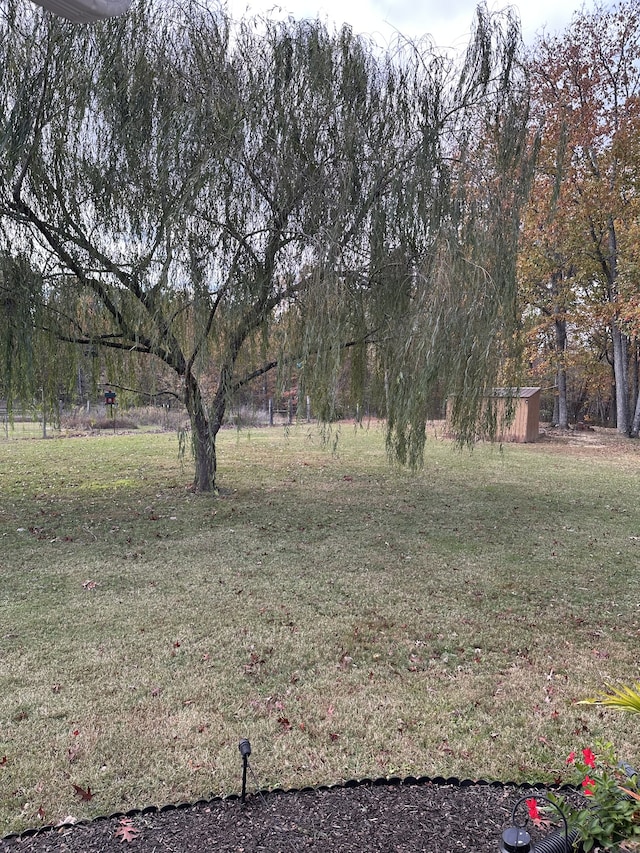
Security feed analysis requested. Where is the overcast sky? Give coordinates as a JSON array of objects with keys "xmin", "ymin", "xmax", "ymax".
[{"xmin": 223, "ymin": 0, "xmax": 583, "ymax": 51}]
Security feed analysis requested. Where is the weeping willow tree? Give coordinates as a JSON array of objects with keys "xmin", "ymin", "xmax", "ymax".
[{"xmin": 0, "ymin": 0, "xmax": 533, "ymax": 490}]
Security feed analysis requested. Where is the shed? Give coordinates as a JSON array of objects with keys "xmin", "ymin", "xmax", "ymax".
[
  {"xmin": 489, "ymin": 387, "xmax": 540, "ymax": 443},
  {"xmin": 447, "ymin": 387, "xmax": 541, "ymax": 443}
]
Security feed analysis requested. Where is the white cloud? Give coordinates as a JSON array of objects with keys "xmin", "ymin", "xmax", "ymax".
[{"xmin": 223, "ymin": 0, "xmax": 582, "ymax": 49}]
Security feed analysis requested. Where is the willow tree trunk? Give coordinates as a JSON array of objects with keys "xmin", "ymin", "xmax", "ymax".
[{"xmin": 184, "ymin": 372, "xmax": 216, "ymax": 492}]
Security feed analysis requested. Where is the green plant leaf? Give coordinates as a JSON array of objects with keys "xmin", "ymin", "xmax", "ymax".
[{"xmin": 580, "ymin": 683, "xmax": 640, "ymax": 714}]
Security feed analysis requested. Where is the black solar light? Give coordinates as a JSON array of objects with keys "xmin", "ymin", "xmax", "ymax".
[
  {"xmin": 239, "ymin": 739, "xmax": 251, "ymax": 803},
  {"xmin": 499, "ymin": 795, "xmax": 574, "ymax": 853},
  {"xmin": 500, "ymin": 826, "xmax": 532, "ymax": 852}
]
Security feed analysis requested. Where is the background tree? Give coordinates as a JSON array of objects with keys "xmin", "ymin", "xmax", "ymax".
[
  {"xmin": 0, "ymin": 0, "xmax": 533, "ymax": 489},
  {"xmin": 525, "ymin": 1, "xmax": 640, "ymax": 435},
  {"xmin": 518, "ymin": 174, "xmax": 576, "ymax": 429}
]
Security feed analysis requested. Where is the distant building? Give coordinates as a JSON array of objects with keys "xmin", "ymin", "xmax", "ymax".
[{"xmin": 447, "ymin": 387, "xmax": 541, "ymax": 443}]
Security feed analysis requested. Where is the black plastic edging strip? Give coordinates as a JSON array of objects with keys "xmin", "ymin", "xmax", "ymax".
[{"xmin": 0, "ymin": 775, "xmax": 579, "ymax": 843}]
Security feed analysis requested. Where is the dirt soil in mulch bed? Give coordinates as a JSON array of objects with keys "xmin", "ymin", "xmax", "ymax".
[{"xmin": 1, "ymin": 782, "xmax": 573, "ymax": 853}]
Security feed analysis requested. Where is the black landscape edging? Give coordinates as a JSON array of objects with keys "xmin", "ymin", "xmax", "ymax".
[{"xmin": 1, "ymin": 774, "xmax": 576, "ymax": 843}]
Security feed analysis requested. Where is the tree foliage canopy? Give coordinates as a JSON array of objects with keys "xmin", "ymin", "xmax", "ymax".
[
  {"xmin": 523, "ymin": 1, "xmax": 640, "ymax": 434},
  {"xmin": 0, "ymin": 0, "xmax": 534, "ymax": 489}
]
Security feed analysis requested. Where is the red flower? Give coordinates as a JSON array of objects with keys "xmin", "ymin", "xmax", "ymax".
[
  {"xmin": 582, "ymin": 748, "xmax": 596, "ymax": 769},
  {"xmin": 582, "ymin": 776, "xmax": 596, "ymax": 796},
  {"xmin": 566, "ymin": 751, "xmax": 576, "ymax": 764},
  {"xmin": 526, "ymin": 798, "xmax": 541, "ymax": 821}
]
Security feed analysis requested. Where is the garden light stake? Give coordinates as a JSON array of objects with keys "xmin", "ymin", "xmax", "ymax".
[
  {"xmin": 239, "ymin": 739, "xmax": 251, "ymax": 803},
  {"xmin": 499, "ymin": 795, "xmax": 575, "ymax": 853}
]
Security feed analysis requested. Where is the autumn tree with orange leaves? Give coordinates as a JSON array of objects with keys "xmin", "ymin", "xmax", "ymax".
[{"xmin": 523, "ymin": 1, "xmax": 640, "ymax": 434}]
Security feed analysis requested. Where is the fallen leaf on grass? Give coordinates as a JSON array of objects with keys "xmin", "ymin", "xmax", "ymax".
[
  {"xmin": 0, "ymin": 756, "xmax": 7, "ymax": 767},
  {"xmin": 72, "ymin": 783, "xmax": 94, "ymax": 801},
  {"xmin": 338, "ymin": 652, "xmax": 353, "ymax": 670},
  {"xmin": 115, "ymin": 818, "xmax": 140, "ymax": 843}
]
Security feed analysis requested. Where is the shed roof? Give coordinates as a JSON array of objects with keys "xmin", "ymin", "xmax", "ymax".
[{"xmin": 490, "ymin": 387, "xmax": 540, "ymax": 399}]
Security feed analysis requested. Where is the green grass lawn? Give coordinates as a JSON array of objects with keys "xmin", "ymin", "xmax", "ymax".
[{"xmin": 0, "ymin": 423, "xmax": 639, "ymax": 835}]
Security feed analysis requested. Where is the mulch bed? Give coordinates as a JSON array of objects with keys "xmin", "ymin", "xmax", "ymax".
[{"xmin": 1, "ymin": 780, "xmax": 572, "ymax": 852}]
